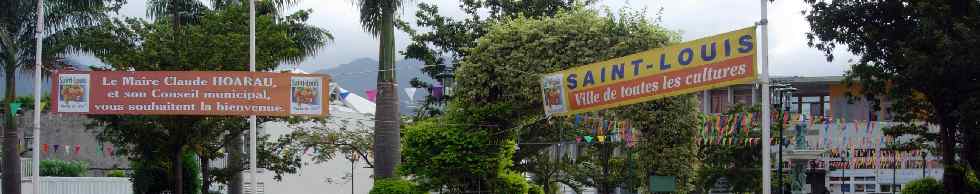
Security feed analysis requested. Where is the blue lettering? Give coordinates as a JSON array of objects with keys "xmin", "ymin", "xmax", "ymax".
[
  {"xmin": 724, "ymin": 39, "xmax": 732, "ymax": 57},
  {"xmin": 631, "ymin": 59, "xmax": 642, "ymax": 76},
  {"xmin": 738, "ymin": 35, "xmax": 754, "ymax": 53},
  {"xmin": 599, "ymin": 67, "xmax": 606, "ymax": 82},
  {"xmin": 700, "ymin": 43, "xmax": 717, "ymax": 61},
  {"xmin": 566, "ymin": 74, "xmax": 578, "ymax": 90},
  {"xmin": 660, "ymin": 54, "xmax": 671, "ymax": 70},
  {"xmin": 583, "ymin": 71, "xmax": 595, "ymax": 87},
  {"xmin": 678, "ymin": 48, "xmax": 694, "ymax": 65},
  {"xmin": 611, "ymin": 63, "xmax": 626, "ymax": 80}
]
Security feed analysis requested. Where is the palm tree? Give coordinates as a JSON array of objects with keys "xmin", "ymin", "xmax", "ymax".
[
  {"xmin": 0, "ymin": 0, "xmax": 119, "ymax": 193},
  {"xmin": 353, "ymin": 0, "xmax": 405, "ymax": 178}
]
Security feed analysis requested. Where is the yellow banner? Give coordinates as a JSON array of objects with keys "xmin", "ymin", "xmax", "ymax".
[{"xmin": 542, "ymin": 26, "xmax": 758, "ymax": 116}]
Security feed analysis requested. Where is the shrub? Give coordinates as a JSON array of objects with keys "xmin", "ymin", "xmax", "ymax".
[
  {"xmin": 40, "ymin": 160, "xmax": 88, "ymax": 177},
  {"xmin": 528, "ymin": 184, "xmax": 545, "ymax": 194},
  {"xmin": 902, "ymin": 177, "xmax": 943, "ymax": 194},
  {"xmin": 107, "ymin": 169, "xmax": 126, "ymax": 177},
  {"xmin": 494, "ymin": 171, "xmax": 531, "ymax": 194},
  {"xmin": 369, "ymin": 178, "xmax": 424, "ymax": 194}
]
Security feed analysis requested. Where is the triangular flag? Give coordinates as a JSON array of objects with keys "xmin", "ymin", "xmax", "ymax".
[
  {"xmin": 74, "ymin": 144, "xmax": 81, "ymax": 155},
  {"xmin": 597, "ymin": 136, "xmax": 606, "ymax": 143},
  {"xmin": 53, "ymin": 145, "xmax": 60, "ymax": 152},
  {"xmin": 365, "ymin": 90, "xmax": 377, "ymax": 102},
  {"xmin": 9, "ymin": 102, "xmax": 21, "ymax": 116},
  {"xmin": 404, "ymin": 87, "xmax": 418, "ymax": 102},
  {"xmin": 584, "ymin": 136, "xmax": 594, "ymax": 143},
  {"xmin": 64, "ymin": 144, "xmax": 70, "ymax": 156},
  {"xmin": 42, "ymin": 144, "xmax": 49, "ymax": 154},
  {"xmin": 575, "ymin": 136, "xmax": 582, "ymax": 143},
  {"xmin": 339, "ymin": 91, "xmax": 350, "ymax": 100}
]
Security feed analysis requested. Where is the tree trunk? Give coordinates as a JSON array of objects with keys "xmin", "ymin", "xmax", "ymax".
[
  {"xmin": 940, "ymin": 118, "xmax": 964, "ymax": 193},
  {"xmin": 175, "ymin": 144, "xmax": 184, "ymax": 194},
  {"xmin": 202, "ymin": 156, "xmax": 211, "ymax": 194},
  {"xmin": 373, "ymin": 5, "xmax": 401, "ymax": 179},
  {"xmin": 226, "ymin": 131, "xmax": 243, "ymax": 194},
  {"xmin": 2, "ymin": 67, "xmax": 21, "ymax": 194}
]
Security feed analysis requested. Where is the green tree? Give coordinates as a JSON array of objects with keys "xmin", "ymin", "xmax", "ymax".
[
  {"xmin": 76, "ymin": 3, "xmax": 329, "ymax": 194},
  {"xmin": 802, "ymin": 0, "xmax": 980, "ymax": 192},
  {"xmin": 352, "ymin": 0, "xmax": 406, "ymax": 179},
  {"xmin": 408, "ymin": 7, "xmax": 692, "ymax": 194},
  {"xmin": 902, "ymin": 177, "xmax": 944, "ymax": 194},
  {"xmin": 0, "ymin": 0, "xmax": 124, "ymax": 192},
  {"xmin": 401, "ymin": 118, "xmax": 518, "ymax": 192},
  {"xmin": 400, "ymin": 0, "xmax": 592, "ymax": 118}
]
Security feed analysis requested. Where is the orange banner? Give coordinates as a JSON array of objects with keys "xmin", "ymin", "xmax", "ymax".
[{"xmin": 52, "ymin": 71, "xmax": 330, "ymax": 117}]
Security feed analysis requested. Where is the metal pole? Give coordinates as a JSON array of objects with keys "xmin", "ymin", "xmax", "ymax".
[
  {"xmin": 777, "ymin": 92, "xmax": 784, "ymax": 194},
  {"xmin": 759, "ymin": 0, "xmax": 772, "ymax": 193},
  {"xmin": 351, "ymin": 158, "xmax": 355, "ymax": 194},
  {"xmin": 33, "ymin": 0, "xmax": 44, "ymax": 193},
  {"xmin": 248, "ymin": 0, "xmax": 258, "ymax": 193}
]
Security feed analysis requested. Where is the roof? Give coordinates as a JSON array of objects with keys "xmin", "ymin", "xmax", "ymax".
[{"xmin": 771, "ymin": 76, "xmax": 845, "ymax": 84}]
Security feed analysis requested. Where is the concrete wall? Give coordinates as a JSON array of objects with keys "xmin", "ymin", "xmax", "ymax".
[{"xmin": 18, "ymin": 112, "xmax": 129, "ymax": 176}]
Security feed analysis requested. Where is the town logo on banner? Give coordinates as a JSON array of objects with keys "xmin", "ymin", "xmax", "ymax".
[
  {"xmin": 52, "ymin": 71, "xmax": 331, "ymax": 117},
  {"xmin": 542, "ymin": 26, "xmax": 758, "ymax": 116}
]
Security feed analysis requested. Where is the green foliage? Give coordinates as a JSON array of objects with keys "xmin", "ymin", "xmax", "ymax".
[
  {"xmin": 369, "ymin": 178, "xmax": 424, "ymax": 194},
  {"xmin": 528, "ymin": 184, "xmax": 545, "ymax": 194},
  {"xmin": 39, "ymin": 160, "xmax": 89, "ymax": 177},
  {"xmin": 494, "ymin": 171, "xmax": 533, "ymax": 194},
  {"xmin": 902, "ymin": 177, "xmax": 944, "ymax": 194},
  {"xmin": 400, "ymin": 118, "xmax": 518, "ymax": 192},
  {"xmin": 183, "ymin": 151, "xmax": 203, "ymax": 194},
  {"xmin": 106, "ymin": 170, "xmax": 126, "ymax": 177},
  {"xmin": 410, "ymin": 6, "xmax": 691, "ymax": 194},
  {"xmin": 401, "ymin": 0, "xmax": 592, "ymax": 118}
]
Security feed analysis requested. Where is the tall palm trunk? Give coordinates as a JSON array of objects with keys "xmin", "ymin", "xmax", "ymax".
[
  {"xmin": 2, "ymin": 64, "xmax": 21, "ymax": 194},
  {"xmin": 226, "ymin": 131, "xmax": 243, "ymax": 194},
  {"xmin": 373, "ymin": 6, "xmax": 400, "ymax": 178}
]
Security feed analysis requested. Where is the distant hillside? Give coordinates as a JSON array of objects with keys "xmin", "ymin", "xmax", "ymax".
[{"xmin": 316, "ymin": 58, "xmax": 431, "ymax": 115}]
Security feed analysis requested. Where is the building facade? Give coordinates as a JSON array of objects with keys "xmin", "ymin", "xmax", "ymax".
[{"xmin": 699, "ymin": 76, "xmax": 942, "ymax": 194}]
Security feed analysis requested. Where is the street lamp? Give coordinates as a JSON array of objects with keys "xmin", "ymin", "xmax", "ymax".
[{"xmin": 771, "ymin": 83, "xmax": 795, "ymax": 194}]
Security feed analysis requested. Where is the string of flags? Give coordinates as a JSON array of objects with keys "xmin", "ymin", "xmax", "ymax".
[
  {"xmin": 570, "ymin": 115, "xmax": 640, "ymax": 147},
  {"xmin": 818, "ymin": 148, "xmax": 940, "ymax": 169},
  {"xmin": 696, "ymin": 112, "xmax": 906, "ymax": 148},
  {"xmin": 40, "ymin": 143, "xmax": 116, "ymax": 158}
]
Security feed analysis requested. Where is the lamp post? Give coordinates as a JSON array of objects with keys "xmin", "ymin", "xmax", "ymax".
[{"xmin": 771, "ymin": 83, "xmax": 795, "ymax": 194}]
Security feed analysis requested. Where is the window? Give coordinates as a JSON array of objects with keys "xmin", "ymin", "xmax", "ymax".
[
  {"xmin": 841, "ymin": 184, "xmax": 851, "ymax": 192},
  {"xmin": 881, "ymin": 184, "xmax": 892, "ymax": 192},
  {"xmin": 864, "ymin": 184, "xmax": 876, "ymax": 192},
  {"xmin": 855, "ymin": 184, "xmax": 865, "ymax": 192}
]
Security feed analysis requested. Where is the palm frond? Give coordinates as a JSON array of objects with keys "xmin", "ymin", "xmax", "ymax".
[
  {"xmin": 352, "ymin": 0, "xmax": 406, "ymax": 36},
  {"xmin": 147, "ymin": 0, "xmax": 208, "ymax": 24}
]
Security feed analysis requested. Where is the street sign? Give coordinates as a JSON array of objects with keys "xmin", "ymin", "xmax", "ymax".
[{"xmin": 649, "ymin": 175, "xmax": 677, "ymax": 192}]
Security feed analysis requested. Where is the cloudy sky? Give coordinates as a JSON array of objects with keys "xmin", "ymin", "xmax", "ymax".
[{"xmin": 106, "ymin": 0, "xmax": 855, "ymax": 77}]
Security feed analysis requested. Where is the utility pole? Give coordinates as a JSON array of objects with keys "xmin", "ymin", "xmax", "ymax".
[
  {"xmin": 248, "ymin": 0, "xmax": 258, "ymax": 193},
  {"xmin": 33, "ymin": 0, "xmax": 44, "ymax": 193},
  {"xmin": 759, "ymin": 0, "xmax": 773, "ymax": 193}
]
